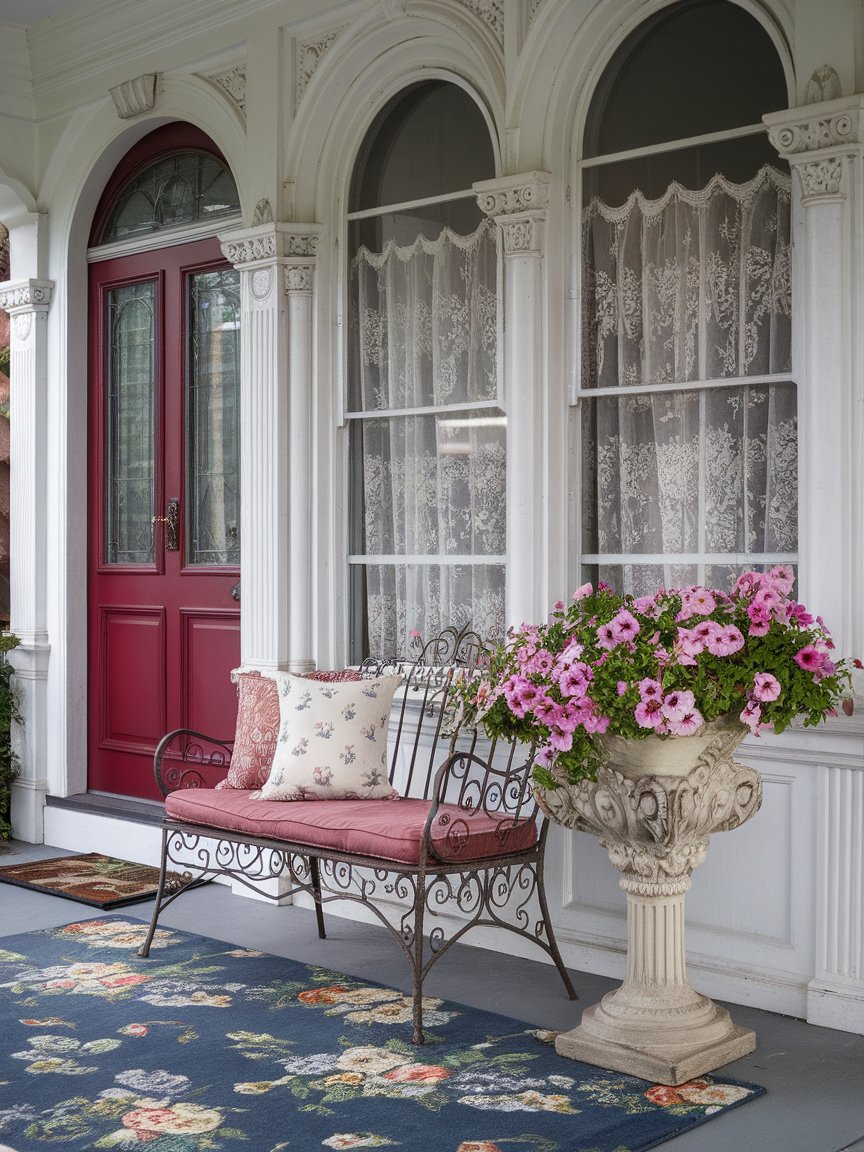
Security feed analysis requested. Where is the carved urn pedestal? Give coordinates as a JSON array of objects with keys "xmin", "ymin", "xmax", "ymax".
[{"xmin": 536, "ymin": 718, "xmax": 762, "ymax": 1085}]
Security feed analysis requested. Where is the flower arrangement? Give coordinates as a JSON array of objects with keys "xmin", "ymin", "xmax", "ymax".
[{"xmin": 454, "ymin": 567, "xmax": 853, "ymax": 789}]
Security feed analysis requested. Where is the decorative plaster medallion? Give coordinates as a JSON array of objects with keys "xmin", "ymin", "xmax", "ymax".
[
  {"xmin": 109, "ymin": 74, "xmax": 158, "ymax": 119},
  {"xmin": 296, "ymin": 27, "xmax": 347, "ymax": 105},
  {"xmin": 456, "ymin": 0, "xmax": 504, "ymax": 43},
  {"xmin": 799, "ymin": 157, "xmax": 844, "ymax": 200},
  {"xmin": 251, "ymin": 268, "xmax": 273, "ymax": 300},
  {"xmin": 221, "ymin": 234, "xmax": 278, "ymax": 266},
  {"xmin": 804, "ymin": 65, "xmax": 842, "ymax": 105},
  {"xmin": 13, "ymin": 313, "xmax": 32, "ymax": 341},
  {"xmin": 205, "ymin": 64, "xmax": 247, "ymax": 114},
  {"xmin": 284, "ymin": 265, "xmax": 313, "ymax": 293}
]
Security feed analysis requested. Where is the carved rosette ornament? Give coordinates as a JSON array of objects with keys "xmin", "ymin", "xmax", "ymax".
[{"xmin": 537, "ymin": 717, "xmax": 765, "ymax": 1084}]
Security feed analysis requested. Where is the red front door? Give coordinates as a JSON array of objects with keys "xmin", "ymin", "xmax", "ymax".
[{"xmin": 88, "ymin": 237, "xmax": 241, "ymax": 800}]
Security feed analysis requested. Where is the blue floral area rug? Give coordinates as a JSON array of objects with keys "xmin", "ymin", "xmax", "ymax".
[{"xmin": 0, "ymin": 916, "xmax": 765, "ymax": 1152}]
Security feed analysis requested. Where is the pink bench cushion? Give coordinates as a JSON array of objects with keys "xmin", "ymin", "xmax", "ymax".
[{"xmin": 165, "ymin": 788, "xmax": 538, "ymax": 866}]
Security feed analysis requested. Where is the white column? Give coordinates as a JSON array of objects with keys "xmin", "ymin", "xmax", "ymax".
[
  {"xmin": 765, "ymin": 96, "xmax": 864, "ymax": 1032},
  {"xmin": 220, "ymin": 224, "xmax": 320, "ymax": 674},
  {"xmin": 283, "ymin": 230, "xmax": 320, "ymax": 674},
  {"xmin": 475, "ymin": 172, "xmax": 550, "ymax": 628},
  {"xmin": 0, "ymin": 279, "xmax": 53, "ymax": 843},
  {"xmin": 766, "ymin": 96, "xmax": 864, "ymax": 659}
]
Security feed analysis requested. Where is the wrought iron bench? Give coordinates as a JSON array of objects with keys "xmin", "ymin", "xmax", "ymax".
[{"xmin": 137, "ymin": 627, "xmax": 577, "ymax": 1043}]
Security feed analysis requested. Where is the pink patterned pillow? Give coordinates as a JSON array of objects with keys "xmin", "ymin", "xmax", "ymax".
[{"xmin": 223, "ymin": 668, "xmax": 363, "ymax": 789}]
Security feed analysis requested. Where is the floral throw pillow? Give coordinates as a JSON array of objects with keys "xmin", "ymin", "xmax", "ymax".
[
  {"xmin": 223, "ymin": 668, "xmax": 363, "ymax": 791},
  {"xmin": 260, "ymin": 672, "xmax": 403, "ymax": 801}
]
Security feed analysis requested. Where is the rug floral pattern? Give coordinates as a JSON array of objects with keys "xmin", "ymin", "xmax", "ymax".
[{"xmin": 0, "ymin": 916, "xmax": 764, "ymax": 1151}]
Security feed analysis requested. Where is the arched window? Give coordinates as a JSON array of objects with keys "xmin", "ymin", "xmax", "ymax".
[
  {"xmin": 346, "ymin": 81, "xmax": 501, "ymax": 658},
  {"xmin": 578, "ymin": 0, "xmax": 794, "ymax": 596}
]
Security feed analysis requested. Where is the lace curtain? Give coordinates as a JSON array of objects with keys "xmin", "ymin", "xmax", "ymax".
[
  {"xmin": 580, "ymin": 165, "xmax": 796, "ymax": 595},
  {"xmin": 349, "ymin": 219, "xmax": 505, "ymax": 655}
]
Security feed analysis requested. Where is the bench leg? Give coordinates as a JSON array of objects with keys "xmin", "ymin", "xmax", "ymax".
[
  {"xmin": 309, "ymin": 856, "xmax": 326, "ymax": 940},
  {"xmin": 137, "ymin": 829, "xmax": 171, "ymax": 958},
  {"xmin": 537, "ymin": 857, "xmax": 578, "ymax": 1001},
  {"xmin": 410, "ymin": 872, "xmax": 427, "ymax": 1045}
]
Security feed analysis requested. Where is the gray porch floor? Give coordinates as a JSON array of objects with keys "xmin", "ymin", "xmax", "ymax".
[{"xmin": 2, "ymin": 839, "xmax": 863, "ymax": 1152}]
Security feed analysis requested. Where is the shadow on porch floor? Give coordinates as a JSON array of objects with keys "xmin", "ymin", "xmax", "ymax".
[{"xmin": 1, "ymin": 839, "xmax": 862, "ymax": 1152}]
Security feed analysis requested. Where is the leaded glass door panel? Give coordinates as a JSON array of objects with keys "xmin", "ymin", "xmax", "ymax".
[{"xmin": 88, "ymin": 237, "xmax": 241, "ymax": 800}]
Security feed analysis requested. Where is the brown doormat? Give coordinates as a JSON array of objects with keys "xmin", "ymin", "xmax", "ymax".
[{"xmin": 0, "ymin": 852, "xmax": 185, "ymax": 909}]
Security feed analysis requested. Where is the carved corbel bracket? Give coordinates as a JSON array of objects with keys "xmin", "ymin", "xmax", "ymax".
[{"xmin": 109, "ymin": 74, "xmax": 158, "ymax": 120}]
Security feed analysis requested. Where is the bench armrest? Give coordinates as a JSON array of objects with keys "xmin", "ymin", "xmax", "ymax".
[
  {"xmin": 154, "ymin": 728, "xmax": 235, "ymax": 798},
  {"xmin": 423, "ymin": 746, "xmax": 539, "ymax": 865}
]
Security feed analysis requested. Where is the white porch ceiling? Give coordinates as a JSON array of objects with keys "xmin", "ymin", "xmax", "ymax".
[{"xmin": 0, "ymin": 0, "xmax": 88, "ymax": 26}]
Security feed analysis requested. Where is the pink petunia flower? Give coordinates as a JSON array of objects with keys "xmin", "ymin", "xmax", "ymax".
[
  {"xmin": 752, "ymin": 672, "xmax": 781, "ymax": 702},
  {"xmin": 794, "ymin": 645, "xmax": 825, "ymax": 673},
  {"xmin": 617, "ymin": 681, "xmax": 628, "ymax": 696},
  {"xmin": 740, "ymin": 699, "xmax": 763, "ymax": 732},
  {"xmin": 635, "ymin": 699, "xmax": 666, "ymax": 730},
  {"xmin": 572, "ymin": 583, "xmax": 593, "ymax": 601},
  {"xmin": 662, "ymin": 690, "xmax": 696, "ymax": 723},
  {"xmin": 596, "ymin": 623, "xmax": 617, "ymax": 650},
  {"xmin": 667, "ymin": 709, "xmax": 704, "ymax": 736},
  {"xmin": 768, "ymin": 565, "xmax": 794, "ymax": 596},
  {"xmin": 706, "ymin": 625, "xmax": 745, "ymax": 657},
  {"xmin": 638, "ymin": 678, "xmax": 663, "ymax": 700},
  {"xmin": 609, "ymin": 610, "xmax": 641, "ymax": 643}
]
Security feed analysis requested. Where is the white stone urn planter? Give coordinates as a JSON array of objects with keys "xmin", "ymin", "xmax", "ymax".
[{"xmin": 535, "ymin": 716, "xmax": 762, "ymax": 1085}]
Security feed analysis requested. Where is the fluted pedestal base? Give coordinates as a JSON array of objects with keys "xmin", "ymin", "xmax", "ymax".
[{"xmin": 556, "ymin": 993, "xmax": 755, "ymax": 1085}]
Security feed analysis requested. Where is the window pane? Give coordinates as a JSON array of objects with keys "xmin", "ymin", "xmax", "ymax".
[
  {"xmin": 348, "ymin": 219, "xmax": 498, "ymax": 412},
  {"xmin": 350, "ymin": 82, "xmax": 494, "ymax": 212},
  {"xmin": 101, "ymin": 151, "xmax": 240, "ymax": 242},
  {"xmin": 583, "ymin": 0, "xmax": 787, "ymax": 158},
  {"xmin": 352, "ymin": 562, "xmax": 506, "ymax": 660},
  {"xmin": 187, "ymin": 269, "xmax": 241, "ymax": 566},
  {"xmin": 350, "ymin": 411, "xmax": 506, "ymax": 558},
  {"xmin": 105, "ymin": 282, "xmax": 156, "ymax": 565}
]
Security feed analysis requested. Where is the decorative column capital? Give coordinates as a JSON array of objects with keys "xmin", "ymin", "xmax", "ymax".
[
  {"xmin": 0, "ymin": 279, "xmax": 53, "ymax": 315},
  {"xmin": 219, "ymin": 225, "xmax": 323, "ymax": 301},
  {"xmin": 474, "ymin": 172, "xmax": 551, "ymax": 255},
  {"xmin": 765, "ymin": 95, "xmax": 864, "ymax": 205}
]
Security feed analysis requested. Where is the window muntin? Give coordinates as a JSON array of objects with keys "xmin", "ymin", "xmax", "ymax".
[
  {"xmin": 347, "ymin": 82, "xmax": 500, "ymax": 660},
  {"xmin": 578, "ymin": 0, "xmax": 794, "ymax": 594}
]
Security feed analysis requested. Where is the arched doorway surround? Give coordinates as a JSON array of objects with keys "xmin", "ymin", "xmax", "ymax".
[{"xmin": 87, "ymin": 123, "xmax": 242, "ymax": 800}]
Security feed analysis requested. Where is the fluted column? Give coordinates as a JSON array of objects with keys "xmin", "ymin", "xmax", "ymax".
[
  {"xmin": 220, "ymin": 224, "xmax": 320, "ymax": 674},
  {"xmin": 765, "ymin": 96, "xmax": 864, "ymax": 660},
  {"xmin": 475, "ymin": 172, "xmax": 550, "ymax": 628},
  {"xmin": 0, "ymin": 279, "xmax": 53, "ymax": 842},
  {"xmin": 283, "ymin": 230, "xmax": 320, "ymax": 674}
]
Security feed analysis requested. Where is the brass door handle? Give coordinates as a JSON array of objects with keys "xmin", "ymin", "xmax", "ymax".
[{"xmin": 151, "ymin": 497, "xmax": 179, "ymax": 551}]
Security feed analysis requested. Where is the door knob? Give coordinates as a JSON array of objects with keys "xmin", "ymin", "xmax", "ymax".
[{"xmin": 151, "ymin": 497, "xmax": 179, "ymax": 551}]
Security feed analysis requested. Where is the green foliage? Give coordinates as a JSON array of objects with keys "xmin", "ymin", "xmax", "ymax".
[
  {"xmin": 0, "ymin": 344, "xmax": 9, "ymax": 379},
  {"xmin": 0, "ymin": 633, "xmax": 21, "ymax": 839}
]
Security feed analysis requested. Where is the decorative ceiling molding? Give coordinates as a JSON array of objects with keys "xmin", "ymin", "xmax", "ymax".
[
  {"xmin": 296, "ymin": 26, "xmax": 347, "ymax": 107},
  {"xmin": 109, "ymin": 73, "xmax": 158, "ymax": 119},
  {"xmin": 203, "ymin": 63, "xmax": 246, "ymax": 115}
]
